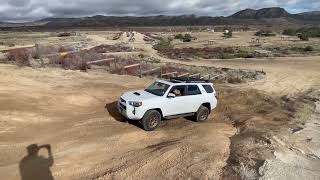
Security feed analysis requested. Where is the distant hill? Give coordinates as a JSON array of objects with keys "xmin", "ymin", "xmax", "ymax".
[
  {"xmin": 294, "ymin": 11, "xmax": 320, "ymax": 21},
  {"xmin": 230, "ymin": 7, "xmax": 291, "ymax": 19},
  {"xmin": 0, "ymin": 7, "xmax": 319, "ymax": 30},
  {"xmin": 298, "ymin": 11, "xmax": 320, "ymax": 16},
  {"xmin": 39, "ymin": 15, "xmax": 232, "ymax": 27}
]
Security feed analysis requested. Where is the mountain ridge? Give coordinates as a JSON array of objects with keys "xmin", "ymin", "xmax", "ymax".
[{"xmin": 0, "ymin": 7, "xmax": 319, "ymax": 28}]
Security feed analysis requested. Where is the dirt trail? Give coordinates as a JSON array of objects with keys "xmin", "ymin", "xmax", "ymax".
[{"xmin": 0, "ymin": 64, "xmax": 235, "ymax": 180}]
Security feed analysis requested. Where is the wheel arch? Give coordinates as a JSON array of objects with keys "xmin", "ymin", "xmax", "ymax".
[
  {"xmin": 148, "ymin": 108, "xmax": 163, "ymax": 119},
  {"xmin": 201, "ymin": 102, "xmax": 211, "ymax": 113}
]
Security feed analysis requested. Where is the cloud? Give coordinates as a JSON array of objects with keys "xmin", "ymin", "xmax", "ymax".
[{"xmin": 0, "ymin": 0, "xmax": 318, "ymax": 22}]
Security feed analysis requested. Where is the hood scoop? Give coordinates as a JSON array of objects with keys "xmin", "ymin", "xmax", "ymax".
[{"xmin": 133, "ymin": 92, "xmax": 141, "ymax": 96}]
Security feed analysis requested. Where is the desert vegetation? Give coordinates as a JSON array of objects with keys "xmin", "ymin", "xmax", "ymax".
[
  {"xmin": 255, "ymin": 30, "xmax": 276, "ymax": 37},
  {"xmin": 283, "ymin": 27, "xmax": 320, "ymax": 38}
]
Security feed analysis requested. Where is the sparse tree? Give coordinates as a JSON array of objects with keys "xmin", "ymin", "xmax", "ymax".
[
  {"xmin": 223, "ymin": 30, "xmax": 233, "ymax": 38},
  {"xmin": 297, "ymin": 33, "xmax": 309, "ymax": 41}
]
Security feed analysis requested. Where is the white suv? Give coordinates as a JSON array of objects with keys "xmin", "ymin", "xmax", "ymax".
[{"xmin": 118, "ymin": 78, "xmax": 217, "ymax": 131}]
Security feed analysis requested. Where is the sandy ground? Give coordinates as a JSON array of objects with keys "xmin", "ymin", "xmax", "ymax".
[{"xmin": 0, "ymin": 64, "xmax": 235, "ymax": 180}]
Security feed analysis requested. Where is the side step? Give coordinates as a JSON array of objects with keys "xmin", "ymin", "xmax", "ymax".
[{"xmin": 164, "ymin": 113, "xmax": 195, "ymax": 119}]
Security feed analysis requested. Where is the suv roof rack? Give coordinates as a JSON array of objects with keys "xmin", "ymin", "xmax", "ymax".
[{"xmin": 169, "ymin": 77, "xmax": 210, "ymax": 83}]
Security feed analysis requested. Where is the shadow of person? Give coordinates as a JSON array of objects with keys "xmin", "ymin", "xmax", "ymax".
[{"xmin": 19, "ymin": 144, "xmax": 54, "ymax": 180}]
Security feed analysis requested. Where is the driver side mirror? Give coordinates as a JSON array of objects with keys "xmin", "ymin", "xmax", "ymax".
[{"xmin": 167, "ymin": 93, "xmax": 176, "ymax": 98}]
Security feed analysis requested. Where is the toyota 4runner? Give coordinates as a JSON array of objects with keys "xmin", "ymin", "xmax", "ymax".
[{"xmin": 118, "ymin": 77, "xmax": 217, "ymax": 131}]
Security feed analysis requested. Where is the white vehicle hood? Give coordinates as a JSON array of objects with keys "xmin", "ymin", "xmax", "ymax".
[{"xmin": 121, "ymin": 90, "xmax": 158, "ymax": 101}]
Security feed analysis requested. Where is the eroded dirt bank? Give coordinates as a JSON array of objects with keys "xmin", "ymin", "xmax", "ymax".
[{"xmin": 219, "ymin": 87, "xmax": 320, "ymax": 180}]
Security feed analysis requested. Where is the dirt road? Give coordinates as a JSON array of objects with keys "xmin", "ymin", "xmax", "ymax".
[{"xmin": 0, "ymin": 64, "xmax": 235, "ymax": 180}]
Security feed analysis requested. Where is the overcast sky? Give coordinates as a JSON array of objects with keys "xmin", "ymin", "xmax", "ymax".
[{"xmin": 0, "ymin": 0, "xmax": 319, "ymax": 22}]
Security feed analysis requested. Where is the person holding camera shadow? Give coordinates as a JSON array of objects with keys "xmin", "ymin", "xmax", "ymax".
[{"xmin": 19, "ymin": 144, "xmax": 54, "ymax": 180}]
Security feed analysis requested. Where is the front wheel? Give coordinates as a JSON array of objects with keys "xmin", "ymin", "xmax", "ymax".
[
  {"xmin": 195, "ymin": 105, "xmax": 209, "ymax": 122},
  {"xmin": 141, "ymin": 110, "xmax": 161, "ymax": 131}
]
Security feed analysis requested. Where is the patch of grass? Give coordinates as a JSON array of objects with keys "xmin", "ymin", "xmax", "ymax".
[
  {"xmin": 295, "ymin": 103, "xmax": 314, "ymax": 125},
  {"xmin": 218, "ymin": 53, "xmax": 235, "ymax": 59}
]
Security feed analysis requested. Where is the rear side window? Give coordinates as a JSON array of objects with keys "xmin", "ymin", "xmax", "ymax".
[
  {"xmin": 186, "ymin": 85, "xmax": 201, "ymax": 95},
  {"xmin": 202, "ymin": 85, "xmax": 214, "ymax": 93}
]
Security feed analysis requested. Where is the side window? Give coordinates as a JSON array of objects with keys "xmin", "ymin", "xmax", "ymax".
[
  {"xmin": 202, "ymin": 85, "xmax": 214, "ymax": 93},
  {"xmin": 169, "ymin": 85, "xmax": 186, "ymax": 97},
  {"xmin": 186, "ymin": 85, "xmax": 201, "ymax": 96}
]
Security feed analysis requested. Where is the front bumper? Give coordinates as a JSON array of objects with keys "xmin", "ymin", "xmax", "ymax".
[{"xmin": 117, "ymin": 98, "xmax": 144, "ymax": 120}]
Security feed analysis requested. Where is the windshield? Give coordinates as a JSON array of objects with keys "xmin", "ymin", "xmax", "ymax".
[{"xmin": 145, "ymin": 81, "xmax": 170, "ymax": 96}]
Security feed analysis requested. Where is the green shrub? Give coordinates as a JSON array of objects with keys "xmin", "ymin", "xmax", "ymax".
[
  {"xmin": 283, "ymin": 28, "xmax": 297, "ymax": 36},
  {"xmin": 217, "ymin": 53, "xmax": 235, "ymax": 59},
  {"xmin": 304, "ymin": 46, "xmax": 314, "ymax": 52},
  {"xmin": 255, "ymin": 30, "xmax": 276, "ymax": 37},
  {"xmin": 283, "ymin": 27, "xmax": 320, "ymax": 37},
  {"xmin": 153, "ymin": 38, "xmax": 173, "ymax": 50},
  {"xmin": 174, "ymin": 33, "xmax": 193, "ymax": 42},
  {"xmin": 174, "ymin": 34, "xmax": 184, "ymax": 40},
  {"xmin": 182, "ymin": 34, "xmax": 192, "ymax": 42},
  {"xmin": 236, "ymin": 51, "xmax": 253, "ymax": 58}
]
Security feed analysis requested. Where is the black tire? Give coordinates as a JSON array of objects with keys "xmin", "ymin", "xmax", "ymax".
[
  {"xmin": 141, "ymin": 110, "xmax": 161, "ymax": 131},
  {"xmin": 195, "ymin": 105, "xmax": 209, "ymax": 122}
]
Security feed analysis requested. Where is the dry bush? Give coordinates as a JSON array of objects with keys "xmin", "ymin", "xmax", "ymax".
[
  {"xmin": 113, "ymin": 33, "xmax": 122, "ymax": 40},
  {"xmin": 51, "ymin": 50, "xmax": 107, "ymax": 71},
  {"xmin": 158, "ymin": 47, "xmax": 238, "ymax": 59},
  {"xmin": 6, "ymin": 48, "xmax": 31, "ymax": 66},
  {"xmin": 39, "ymin": 45, "xmax": 73, "ymax": 55},
  {"xmin": 59, "ymin": 53, "xmax": 87, "ymax": 71},
  {"xmin": 227, "ymin": 76, "xmax": 243, "ymax": 84},
  {"xmin": 90, "ymin": 44, "xmax": 133, "ymax": 53},
  {"xmin": 57, "ymin": 32, "xmax": 72, "ymax": 37},
  {"xmin": 58, "ymin": 46, "xmax": 73, "ymax": 53}
]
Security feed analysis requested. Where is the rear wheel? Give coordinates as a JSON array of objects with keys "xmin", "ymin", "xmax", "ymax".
[
  {"xmin": 141, "ymin": 110, "xmax": 161, "ymax": 131},
  {"xmin": 195, "ymin": 105, "xmax": 209, "ymax": 122}
]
